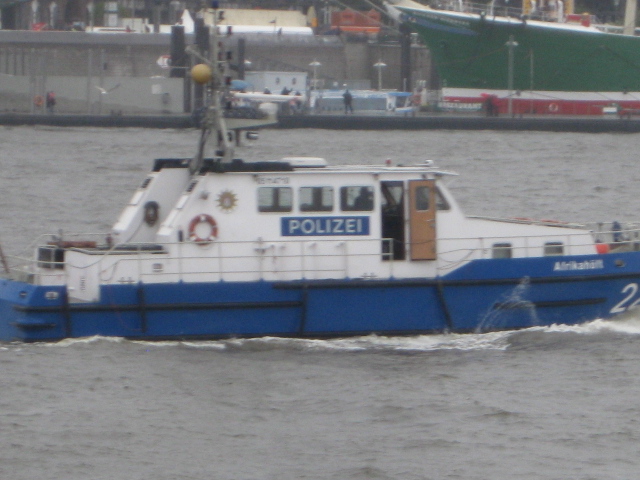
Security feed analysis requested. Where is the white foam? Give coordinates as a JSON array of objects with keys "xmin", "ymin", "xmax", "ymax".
[
  {"xmin": 17, "ymin": 314, "xmax": 640, "ymax": 352},
  {"xmin": 41, "ymin": 335, "xmax": 125, "ymax": 347},
  {"xmin": 516, "ymin": 309, "xmax": 640, "ymax": 336},
  {"xmin": 209, "ymin": 332, "xmax": 514, "ymax": 353}
]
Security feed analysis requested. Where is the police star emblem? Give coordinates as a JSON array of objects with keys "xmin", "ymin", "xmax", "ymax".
[{"xmin": 217, "ymin": 190, "xmax": 238, "ymax": 212}]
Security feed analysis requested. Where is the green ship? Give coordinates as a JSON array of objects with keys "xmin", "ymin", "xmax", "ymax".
[{"xmin": 386, "ymin": 0, "xmax": 640, "ymax": 115}]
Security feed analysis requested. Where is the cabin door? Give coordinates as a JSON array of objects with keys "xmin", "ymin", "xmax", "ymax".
[{"xmin": 408, "ymin": 180, "xmax": 436, "ymax": 260}]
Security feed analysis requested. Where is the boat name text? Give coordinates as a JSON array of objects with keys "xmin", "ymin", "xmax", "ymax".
[
  {"xmin": 281, "ymin": 216, "xmax": 370, "ymax": 236},
  {"xmin": 553, "ymin": 259, "xmax": 604, "ymax": 271},
  {"xmin": 256, "ymin": 176, "xmax": 290, "ymax": 185},
  {"xmin": 439, "ymin": 101, "xmax": 483, "ymax": 111},
  {"xmin": 418, "ymin": 12, "xmax": 471, "ymax": 29}
]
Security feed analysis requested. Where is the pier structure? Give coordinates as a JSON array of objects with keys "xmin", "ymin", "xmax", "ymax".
[{"xmin": 0, "ymin": 29, "xmax": 432, "ymax": 115}]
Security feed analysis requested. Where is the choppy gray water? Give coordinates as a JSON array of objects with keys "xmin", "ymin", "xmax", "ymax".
[{"xmin": 1, "ymin": 126, "xmax": 640, "ymax": 480}]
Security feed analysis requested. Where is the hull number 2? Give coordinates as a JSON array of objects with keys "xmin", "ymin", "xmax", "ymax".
[{"xmin": 610, "ymin": 283, "xmax": 640, "ymax": 314}]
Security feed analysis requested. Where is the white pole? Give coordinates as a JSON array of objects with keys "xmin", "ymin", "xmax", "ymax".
[
  {"xmin": 374, "ymin": 60, "xmax": 386, "ymax": 91},
  {"xmin": 506, "ymin": 35, "xmax": 518, "ymax": 116},
  {"xmin": 624, "ymin": 0, "xmax": 637, "ymax": 36}
]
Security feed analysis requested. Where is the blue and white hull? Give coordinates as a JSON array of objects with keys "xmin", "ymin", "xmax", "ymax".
[
  {"xmin": 4, "ymin": 23, "xmax": 635, "ymax": 343},
  {"xmin": 3, "ymin": 250, "xmax": 640, "ymax": 342}
]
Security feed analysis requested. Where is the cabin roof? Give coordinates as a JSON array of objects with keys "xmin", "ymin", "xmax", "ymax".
[{"xmin": 152, "ymin": 158, "xmax": 457, "ymax": 177}]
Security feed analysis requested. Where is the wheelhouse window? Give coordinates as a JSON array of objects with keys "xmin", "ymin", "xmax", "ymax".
[
  {"xmin": 436, "ymin": 188, "xmax": 450, "ymax": 211},
  {"xmin": 414, "ymin": 186, "xmax": 431, "ymax": 211},
  {"xmin": 258, "ymin": 187, "xmax": 292, "ymax": 212},
  {"xmin": 544, "ymin": 242, "xmax": 564, "ymax": 256},
  {"xmin": 381, "ymin": 183, "xmax": 403, "ymax": 209},
  {"xmin": 341, "ymin": 186, "xmax": 374, "ymax": 211},
  {"xmin": 492, "ymin": 243, "xmax": 512, "ymax": 259},
  {"xmin": 300, "ymin": 186, "xmax": 333, "ymax": 212}
]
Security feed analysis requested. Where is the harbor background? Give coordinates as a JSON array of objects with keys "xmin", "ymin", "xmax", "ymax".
[
  {"xmin": 0, "ymin": 29, "xmax": 432, "ymax": 115},
  {"xmin": 1, "ymin": 126, "xmax": 640, "ymax": 479}
]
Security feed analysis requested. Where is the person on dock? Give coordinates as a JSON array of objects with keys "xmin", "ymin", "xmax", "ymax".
[
  {"xmin": 343, "ymin": 89, "xmax": 353, "ymax": 114},
  {"xmin": 46, "ymin": 91, "xmax": 56, "ymax": 114},
  {"xmin": 483, "ymin": 94, "xmax": 499, "ymax": 117}
]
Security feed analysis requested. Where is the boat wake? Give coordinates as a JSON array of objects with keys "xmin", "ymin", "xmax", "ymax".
[{"xmin": 23, "ymin": 311, "xmax": 640, "ymax": 353}]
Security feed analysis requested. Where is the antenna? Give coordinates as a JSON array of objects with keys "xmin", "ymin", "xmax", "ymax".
[{"xmin": 186, "ymin": 0, "xmax": 233, "ymax": 175}]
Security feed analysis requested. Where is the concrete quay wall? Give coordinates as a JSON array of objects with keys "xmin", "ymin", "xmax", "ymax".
[{"xmin": 0, "ymin": 31, "xmax": 432, "ymax": 114}]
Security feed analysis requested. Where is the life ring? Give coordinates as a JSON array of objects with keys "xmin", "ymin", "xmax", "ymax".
[
  {"xmin": 34, "ymin": 95, "xmax": 44, "ymax": 107},
  {"xmin": 188, "ymin": 214, "xmax": 218, "ymax": 244},
  {"xmin": 548, "ymin": 103, "xmax": 559, "ymax": 113}
]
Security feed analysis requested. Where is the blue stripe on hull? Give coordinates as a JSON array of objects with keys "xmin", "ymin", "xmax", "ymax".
[
  {"xmin": 3, "ymin": 253, "xmax": 640, "ymax": 341},
  {"xmin": 302, "ymin": 285, "xmax": 446, "ymax": 334},
  {"xmin": 67, "ymin": 282, "xmax": 305, "ymax": 339}
]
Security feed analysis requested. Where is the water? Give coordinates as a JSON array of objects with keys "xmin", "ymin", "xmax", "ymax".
[{"xmin": 1, "ymin": 126, "xmax": 640, "ymax": 479}]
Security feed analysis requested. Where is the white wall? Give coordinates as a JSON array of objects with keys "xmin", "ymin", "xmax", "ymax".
[
  {"xmin": 0, "ymin": 74, "xmax": 186, "ymax": 114},
  {"xmin": 244, "ymin": 71, "xmax": 308, "ymax": 95}
]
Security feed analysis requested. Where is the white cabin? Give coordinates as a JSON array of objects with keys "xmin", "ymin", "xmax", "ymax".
[{"xmin": 31, "ymin": 157, "xmax": 601, "ymax": 303}]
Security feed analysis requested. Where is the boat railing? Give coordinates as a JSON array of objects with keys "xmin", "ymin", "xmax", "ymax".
[
  {"xmin": 431, "ymin": 0, "xmax": 588, "ymax": 24},
  {"xmin": 13, "ymin": 232, "xmax": 108, "ymax": 259},
  {"xmin": 5, "ymin": 222, "xmax": 640, "ymax": 285},
  {"xmin": 432, "ymin": 0, "xmax": 526, "ymax": 18},
  {"xmin": 105, "ymin": 237, "xmax": 406, "ymax": 284},
  {"xmin": 6, "ymin": 236, "xmax": 398, "ymax": 284},
  {"xmin": 437, "ymin": 223, "xmax": 640, "ymax": 266}
]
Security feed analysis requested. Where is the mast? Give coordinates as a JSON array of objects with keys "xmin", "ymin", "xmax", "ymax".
[{"xmin": 187, "ymin": 0, "xmax": 233, "ymax": 175}]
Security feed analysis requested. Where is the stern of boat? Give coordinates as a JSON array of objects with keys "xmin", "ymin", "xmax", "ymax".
[{"xmin": 0, "ymin": 278, "xmax": 67, "ymax": 342}]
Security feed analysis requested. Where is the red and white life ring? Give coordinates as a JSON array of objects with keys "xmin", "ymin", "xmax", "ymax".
[
  {"xmin": 548, "ymin": 103, "xmax": 559, "ymax": 113},
  {"xmin": 188, "ymin": 214, "xmax": 218, "ymax": 244}
]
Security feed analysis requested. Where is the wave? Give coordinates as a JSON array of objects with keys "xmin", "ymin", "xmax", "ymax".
[{"xmin": 14, "ymin": 312, "xmax": 640, "ymax": 353}]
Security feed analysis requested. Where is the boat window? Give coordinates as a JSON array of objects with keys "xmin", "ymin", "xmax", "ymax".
[
  {"xmin": 381, "ymin": 183, "xmax": 403, "ymax": 208},
  {"xmin": 258, "ymin": 187, "xmax": 293, "ymax": 212},
  {"xmin": 544, "ymin": 242, "xmax": 564, "ymax": 256},
  {"xmin": 436, "ymin": 188, "xmax": 450, "ymax": 211},
  {"xmin": 341, "ymin": 186, "xmax": 374, "ymax": 211},
  {"xmin": 492, "ymin": 243, "xmax": 512, "ymax": 259},
  {"xmin": 300, "ymin": 186, "xmax": 333, "ymax": 212},
  {"xmin": 414, "ymin": 186, "xmax": 431, "ymax": 211}
]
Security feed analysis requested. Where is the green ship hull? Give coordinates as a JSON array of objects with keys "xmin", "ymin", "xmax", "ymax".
[{"xmin": 392, "ymin": 2, "xmax": 640, "ymax": 115}]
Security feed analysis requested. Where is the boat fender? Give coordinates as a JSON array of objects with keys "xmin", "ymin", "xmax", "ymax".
[
  {"xmin": 548, "ymin": 103, "xmax": 559, "ymax": 113},
  {"xmin": 34, "ymin": 95, "xmax": 44, "ymax": 107},
  {"xmin": 188, "ymin": 214, "xmax": 218, "ymax": 244},
  {"xmin": 595, "ymin": 242, "xmax": 610, "ymax": 254},
  {"xmin": 144, "ymin": 201, "xmax": 160, "ymax": 226}
]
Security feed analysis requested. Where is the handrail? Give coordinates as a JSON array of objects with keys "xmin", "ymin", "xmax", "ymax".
[
  {"xmin": 430, "ymin": 0, "xmax": 606, "ymax": 25},
  {"xmin": 3, "ymin": 221, "xmax": 640, "ymax": 285}
]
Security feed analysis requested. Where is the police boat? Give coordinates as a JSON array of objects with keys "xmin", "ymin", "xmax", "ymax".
[{"xmin": 1, "ymin": 13, "xmax": 640, "ymax": 342}]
